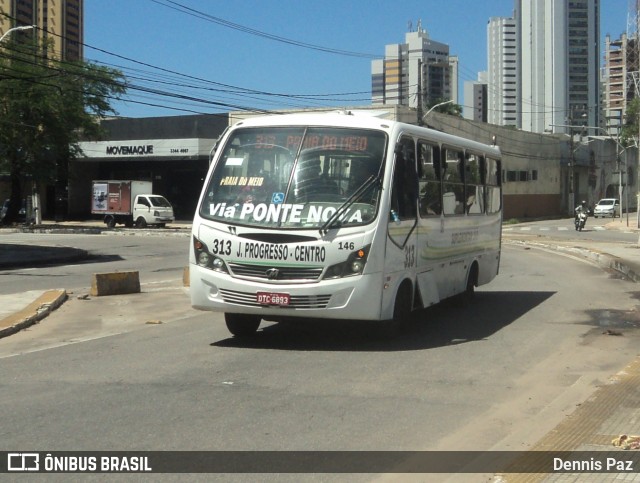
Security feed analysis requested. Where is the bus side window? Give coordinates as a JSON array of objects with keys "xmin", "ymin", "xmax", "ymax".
[
  {"xmin": 485, "ymin": 157, "xmax": 502, "ymax": 214},
  {"xmin": 465, "ymin": 153, "xmax": 484, "ymax": 214},
  {"xmin": 391, "ymin": 136, "xmax": 418, "ymax": 220},
  {"xmin": 442, "ymin": 147, "xmax": 465, "ymax": 215},
  {"xmin": 418, "ymin": 141, "xmax": 441, "ymax": 217}
]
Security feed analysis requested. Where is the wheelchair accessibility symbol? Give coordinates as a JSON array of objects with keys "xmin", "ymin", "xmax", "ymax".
[{"xmin": 272, "ymin": 192, "xmax": 285, "ymax": 204}]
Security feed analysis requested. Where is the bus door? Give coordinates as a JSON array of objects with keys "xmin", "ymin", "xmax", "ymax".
[{"xmin": 386, "ymin": 135, "xmax": 418, "ymax": 295}]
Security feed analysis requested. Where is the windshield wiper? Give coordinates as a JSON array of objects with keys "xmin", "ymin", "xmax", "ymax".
[{"xmin": 319, "ymin": 175, "xmax": 380, "ymax": 235}]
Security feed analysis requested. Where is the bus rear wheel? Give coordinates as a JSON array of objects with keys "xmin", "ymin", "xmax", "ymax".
[
  {"xmin": 458, "ymin": 263, "xmax": 478, "ymax": 305},
  {"xmin": 225, "ymin": 313, "xmax": 261, "ymax": 337}
]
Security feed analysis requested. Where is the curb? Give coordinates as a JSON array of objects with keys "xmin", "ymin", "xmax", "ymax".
[
  {"xmin": 504, "ymin": 239, "xmax": 640, "ymax": 283},
  {"xmin": 0, "ymin": 289, "xmax": 68, "ymax": 338}
]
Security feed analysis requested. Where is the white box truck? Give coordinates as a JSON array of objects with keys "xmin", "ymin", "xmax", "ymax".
[{"xmin": 91, "ymin": 180, "xmax": 175, "ymax": 228}]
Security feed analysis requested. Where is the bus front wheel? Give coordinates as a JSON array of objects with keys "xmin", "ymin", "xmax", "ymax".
[
  {"xmin": 383, "ymin": 282, "xmax": 412, "ymax": 336},
  {"xmin": 225, "ymin": 313, "xmax": 261, "ymax": 337}
]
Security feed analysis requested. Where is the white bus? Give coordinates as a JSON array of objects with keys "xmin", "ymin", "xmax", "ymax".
[{"xmin": 190, "ymin": 111, "xmax": 502, "ymax": 336}]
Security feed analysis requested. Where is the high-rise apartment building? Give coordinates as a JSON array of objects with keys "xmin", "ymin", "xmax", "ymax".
[
  {"xmin": 0, "ymin": 0, "xmax": 83, "ymax": 61},
  {"xmin": 463, "ymin": 72, "xmax": 488, "ymax": 122},
  {"xmin": 487, "ymin": 16, "xmax": 519, "ymax": 128},
  {"xmin": 516, "ymin": 0, "xmax": 599, "ymax": 134},
  {"xmin": 603, "ymin": 33, "xmax": 638, "ymax": 136},
  {"xmin": 372, "ymin": 24, "xmax": 457, "ymax": 109}
]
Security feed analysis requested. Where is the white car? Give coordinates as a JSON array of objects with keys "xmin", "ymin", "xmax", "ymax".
[{"xmin": 593, "ymin": 198, "xmax": 620, "ymax": 218}]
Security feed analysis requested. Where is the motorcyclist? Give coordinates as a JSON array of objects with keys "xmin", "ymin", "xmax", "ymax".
[{"xmin": 574, "ymin": 200, "xmax": 588, "ymax": 229}]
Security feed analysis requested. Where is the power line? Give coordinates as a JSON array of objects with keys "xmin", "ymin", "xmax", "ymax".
[{"xmin": 150, "ymin": 0, "xmax": 382, "ymax": 60}]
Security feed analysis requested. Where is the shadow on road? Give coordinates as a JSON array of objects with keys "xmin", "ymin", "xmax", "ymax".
[{"xmin": 212, "ymin": 290, "xmax": 555, "ymax": 352}]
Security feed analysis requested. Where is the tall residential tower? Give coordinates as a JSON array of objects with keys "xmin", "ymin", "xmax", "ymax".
[
  {"xmin": 603, "ymin": 32, "xmax": 638, "ymax": 136},
  {"xmin": 0, "ymin": 0, "xmax": 83, "ymax": 61},
  {"xmin": 372, "ymin": 23, "xmax": 458, "ymax": 110},
  {"xmin": 516, "ymin": 0, "xmax": 599, "ymax": 134},
  {"xmin": 487, "ymin": 16, "xmax": 519, "ymax": 128}
]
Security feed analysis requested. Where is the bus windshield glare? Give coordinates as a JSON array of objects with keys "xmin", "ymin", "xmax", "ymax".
[{"xmin": 200, "ymin": 126, "xmax": 387, "ymax": 229}]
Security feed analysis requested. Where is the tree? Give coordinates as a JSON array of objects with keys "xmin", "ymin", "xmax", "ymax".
[
  {"xmin": 621, "ymin": 97, "xmax": 640, "ymax": 148},
  {"xmin": 0, "ymin": 32, "xmax": 126, "ymax": 224}
]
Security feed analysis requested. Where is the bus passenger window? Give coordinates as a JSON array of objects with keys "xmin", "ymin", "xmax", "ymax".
[
  {"xmin": 485, "ymin": 157, "xmax": 501, "ymax": 214},
  {"xmin": 418, "ymin": 142, "xmax": 441, "ymax": 216},
  {"xmin": 465, "ymin": 153, "xmax": 484, "ymax": 214},
  {"xmin": 442, "ymin": 148, "xmax": 465, "ymax": 215},
  {"xmin": 391, "ymin": 137, "xmax": 417, "ymax": 220}
]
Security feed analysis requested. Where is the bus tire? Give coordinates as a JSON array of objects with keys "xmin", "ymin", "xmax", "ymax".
[
  {"xmin": 225, "ymin": 313, "xmax": 261, "ymax": 337},
  {"xmin": 105, "ymin": 216, "xmax": 116, "ymax": 228},
  {"xmin": 459, "ymin": 262, "xmax": 478, "ymax": 305},
  {"xmin": 383, "ymin": 281, "xmax": 412, "ymax": 335}
]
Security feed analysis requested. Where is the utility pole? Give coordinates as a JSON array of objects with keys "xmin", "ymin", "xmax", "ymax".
[
  {"xmin": 569, "ymin": 125, "xmax": 575, "ymax": 215},
  {"xmin": 417, "ymin": 60, "xmax": 423, "ymax": 126},
  {"xmin": 636, "ymin": 0, "xmax": 640, "ymax": 231}
]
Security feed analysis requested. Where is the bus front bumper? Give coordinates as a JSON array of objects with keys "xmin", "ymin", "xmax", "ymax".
[{"xmin": 190, "ymin": 264, "xmax": 384, "ymax": 321}]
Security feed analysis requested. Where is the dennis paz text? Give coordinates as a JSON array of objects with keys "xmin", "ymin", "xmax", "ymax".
[{"xmin": 554, "ymin": 457, "xmax": 635, "ymax": 472}]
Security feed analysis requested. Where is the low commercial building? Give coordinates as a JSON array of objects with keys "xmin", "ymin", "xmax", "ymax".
[{"xmin": 72, "ymin": 114, "xmax": 228, "ymax": 220}]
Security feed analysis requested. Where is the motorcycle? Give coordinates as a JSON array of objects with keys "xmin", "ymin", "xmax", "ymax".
[{"xmin": 574, "ymin": 211, "xmax": 587, "ymax": 231}]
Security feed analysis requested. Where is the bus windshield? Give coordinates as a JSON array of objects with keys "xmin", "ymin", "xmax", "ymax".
[{"xmin": 200, "ymin": 126, "xmax": 387, "ymax": 229}]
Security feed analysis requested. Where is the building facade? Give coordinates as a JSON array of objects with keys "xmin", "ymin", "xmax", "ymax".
[
  {"xmin": 603, "ymin": 33, "xmax": 638, "ymax": 136},
  {"xmin": 487, "ymin": 16, "xmax": 519, "ymax": 128},
  {"xmin": 72, "ymin": 114, "xmax": 228, "ymax": 220},
  {"xmin": 0, "ymin": 0, "xmax": 83, "ymax": 61},
  {"xmin": 372, "ymin": 24, "xmax": 457, "ymax": 110},
  {"xmin": 463, "ymin": 76, "xmax": 488, "ymax": 122},
  {"xmin": 517, "ymin": 0, "xmax": 600, "ymax": 134}
]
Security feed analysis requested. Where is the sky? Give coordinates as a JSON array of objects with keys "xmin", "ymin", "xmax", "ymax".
[{"xmin": 84, "ymin": 0, "xmax": 632, "ymax": 119}]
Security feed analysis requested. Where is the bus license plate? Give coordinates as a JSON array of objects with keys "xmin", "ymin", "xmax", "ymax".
[{"xmin": 257, "ymin": 292, "xmax": 290, "ymax": 306}]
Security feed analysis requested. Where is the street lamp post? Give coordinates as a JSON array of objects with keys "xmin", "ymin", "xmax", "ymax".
[
  {"xmin": 422, "ymin": 99, "xmax": 454, "ymax": 124},
  {"xmin": 0, "ymin": 25, "xmax": 36, "ymax": 43}
]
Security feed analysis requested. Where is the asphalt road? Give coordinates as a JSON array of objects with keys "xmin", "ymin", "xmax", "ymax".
[
  {"xmin": 504, "ymin": 216, "xmax": 638, "ymax": 243},
  {"xmin": 0, "ymin": 231, "xmax": 190, "ymax": 294},
  {"xmin": 1, "ymin": 234, "xmax": 639, "ymax": 481}
]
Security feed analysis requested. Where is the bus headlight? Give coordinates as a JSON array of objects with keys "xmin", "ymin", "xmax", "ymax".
[
  {"xmin": 351, "ymin": 259, "xmax": 365, "ymax": 273},
  {"xmin": 193, "ymin": 236, "xmax": 229, "ymax": 273},
  {"xmin": 324, "ymin": 245, "xmax": 370, "ymax": 279}
]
